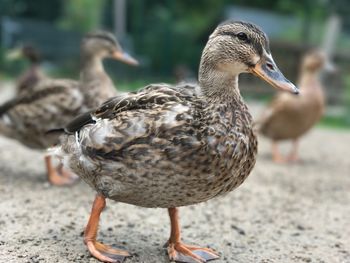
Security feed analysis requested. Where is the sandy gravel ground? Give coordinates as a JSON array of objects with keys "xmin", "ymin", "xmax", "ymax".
[{"xmin": 0, "ymin": 95, "xmax": 349, "ymax": 262}]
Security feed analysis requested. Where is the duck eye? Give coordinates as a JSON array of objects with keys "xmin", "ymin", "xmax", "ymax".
[{"xmin": 237, "ymin": 32, "xmax": 248, "ymax": 42}]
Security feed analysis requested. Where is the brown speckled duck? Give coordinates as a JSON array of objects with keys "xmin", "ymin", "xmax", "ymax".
[
  {"xmin": 55, "ymin": 21, "xmax": 297, "ymax": 262},
  {"xmin": 6, "ymin": 45, "xmax": 46, "ymax": 95},
  {"xmin": 257, "ymin": 49, "xmax": 330, "ymax": 163},
  {"xmin": 0, "ymin": 31, "xmax": 138, "ymax": 186}
]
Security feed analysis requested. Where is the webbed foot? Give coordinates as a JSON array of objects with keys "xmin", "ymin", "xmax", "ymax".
[
  {"xmin": 84, "ymin": 195, "xmax": 131, "ymax": 263},
  {"xmin": 272, "ymin": 141, "xmax": 287, "ymax": 164},
  {"xmin": 286, "ymin": 153, "xmax": 299, "ymax": 163},
  {"xmin": 45, "ymin": 155, "xmax": 78, "ymax": 186},
  {"xmin": 86, "ymin": 240, "xmax": 130, "ymax": 263},
  {"xmin": 167, "ymin": 241, "xmax": 219, "ymax": 263},
  {"xmin": 166, "ymin": 208, "xmax": 219, "ymax": 263},
  {"xmin": 286, "ymin": 140, "xmax": 299, "ymax": 163}
]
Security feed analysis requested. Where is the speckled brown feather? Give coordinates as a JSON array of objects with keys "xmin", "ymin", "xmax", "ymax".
[
  {"xmin": 57, "ymin": 21, "xmax": 274, "ymax": 209},
  {"xmin": 53, "ymin": 21, "xmax": 300, "ymax": 263},
  {"xmin": 60, "ymin": 83, "xmax": 257, "ymax": 208},
  {"xmin": 0, "ymin": 79, "xmax": 84, "ymax": 149}
]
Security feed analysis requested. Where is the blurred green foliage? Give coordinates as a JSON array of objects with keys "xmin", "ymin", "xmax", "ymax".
[
  {"xmin": 344, "ymin": 75, "xmax": 350, "ymax": 125},
  {"xmin": 0, "ymin": 0, "xmax": 337, "ymax": 75},
  {"xmin": 127, "ymin": 0, "xmax": 329, "ymax": 74},
  {"xmin": 1, "ymin": 0, "xmax": 348, "ymax": 75},
  {"xmin": 58, "ymin": 0, "xmax": 106, "ymax": 33},
  {"xmin": 319, "ymin": 116, "xmax": 350, "ymax": 129},
  {"xmin": 129, "ymin": 0, "xmax": 224, "ymax": 74},
  {"xmin": 0, "ymin": 0, "xmax": 349, "ymax": 129},
  {"xmin": 0, "ymin": 0, "xmax": 62, "ymax": 21}
]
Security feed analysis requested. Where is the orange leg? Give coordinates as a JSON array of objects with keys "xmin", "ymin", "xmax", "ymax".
[
  {"xmin": 272, "ymin": 141, "xmax": 286, "ymax": 163},
  {"xmin": 45, "ymin": 155, "xmax": 76, "ymax": 186},
  {"xmin": 84, "ymin": 194, "xmax": 130, "ymax": 263},
  {"xmin": 166, "ymin": 207, "xmax": 219, "ymax": 263},
  {"xmin": 287, "ymin": 139, "xmax": 299, "ymax": 162},
  {"xmin": 56, "ymin": 162, "xmax": 79, "ymax": 181}
]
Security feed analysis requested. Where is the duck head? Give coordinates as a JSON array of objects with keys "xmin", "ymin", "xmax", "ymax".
[
  {"xmin": 301, "ymin": 49, "xmax": 335, "ymax": 73},
  {"xmin": 81, "ymin": 31, "xmax": 139, "ymax": 66},
  {"xmin": 6, "ymin": 45, "xmax": 41, "ymax": 64},
  {"xmin": 200, "ymin": 21, "xmax": 298, "ymax": 94}
]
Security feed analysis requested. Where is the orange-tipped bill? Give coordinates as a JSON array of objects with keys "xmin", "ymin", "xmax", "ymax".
[
  {"xmin": 6, "ymin": 48, "xmax": 22, "ymax": 61},
  {"xmin": 324, "ymin": 59, "xmax": 337, "ymax": 73},
  {"xmin": 112, "ymin": 51, "xmax": 139, "ymax": 66},
  {"xmin": 249, "ymin": 57, "xmax": 299, "ymax": 94}
]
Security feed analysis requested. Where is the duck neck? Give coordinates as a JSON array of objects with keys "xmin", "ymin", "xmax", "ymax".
[
  {"xmin": 80, "ymin": 55, "xmax": 107, "ymax": 82},
  {"xmin": 298, "ymin": 69, "xmax": 321, "ymax": 93},
  {"xmin": 199, "ymin": 60, "xmax": 244, "ymax": 107},
  {"xmin": 29, "ymin": 63, "xmax": 42, "ymax": 76},
  {"xmin": 79, "ymin": 54, "xmax": 117, "ymax": 107}
]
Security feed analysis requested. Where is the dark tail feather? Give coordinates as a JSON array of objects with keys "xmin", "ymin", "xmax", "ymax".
[
  {"xmin": 65, "ymin": 111, "xmax": 95, "ymax": 134},
  {"xmin": 0, "ymin": 99, "xmax": 19, "ymax": 116},
  {"xmin": 45, "ymin": 111, "xmax": 94, "ymax": 136},
  {"xmin": 45, "ymin": 128, "xmax": 65, "ymax": 135}
]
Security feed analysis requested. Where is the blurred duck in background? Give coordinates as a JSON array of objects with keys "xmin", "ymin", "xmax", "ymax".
[
  {"xmin": 6, "ymin": 45, "xmax": 46, "ymax": 95},
  {"xmin": 0, "ymin": 31, "xmax": 138, "ymax": 186},
  {"xmin": 54, "ymin": 21, "xmax": 298, "ymax": 263},
  {"xmin": 257, "ymin": 49, "xmax": 334, "ymax": 163}
]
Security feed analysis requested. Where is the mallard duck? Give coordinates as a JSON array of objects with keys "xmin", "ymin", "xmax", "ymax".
[
  {"xmin": 0, "ymin": 31, "xmax": 138, "ymax": 186},
  {"xmin": 55, "ymin": 21, "xmax": 297, "ymax": 262},
  {"xmin": 6, "ymin": 45, "xmax": 46, "ymax": 95},
  {"xmin": 257, "ymin": 49, "xmax": 330, "ymax": 163}
]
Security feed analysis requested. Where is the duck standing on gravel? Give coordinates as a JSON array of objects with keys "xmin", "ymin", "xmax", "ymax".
[
  {"xmin": 0, "ymin": 31, "xmax": 138, "ymax": 186},
  {"xmin": 257, "ymin": 50, "xmax": 331, "ymax": 163},
  {"xmin": 6, "ymin": 45, "xmax": 46, "ymax": 95},
  {"xmin": 55, "ymin": 21, "xmax": 298, "ymax": 263}
]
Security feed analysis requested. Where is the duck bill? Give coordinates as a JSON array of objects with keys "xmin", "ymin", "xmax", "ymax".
[
  {"xmin": 324, "ymin": 59, "xmax": 337, "ymax": 73},
  {"xmin": 249, "ymin": 57, "xmax": 299, "ymax": 94},
  {"xmin": 6, "ymin": 48, "xmax": 22, "ymax": 61},
  {"xmin": 112, "ymin": 51, "xmax": 139, "ymax": 66}
]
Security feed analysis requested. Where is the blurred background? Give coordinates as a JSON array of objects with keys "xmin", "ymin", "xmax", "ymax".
[
  {"xmin": 0, "ymin": 0, "xmax": 349, "ymax": 127},
  {"xmin": 0, "ymin": 3, "xmax": 350, "ymax": 262}
]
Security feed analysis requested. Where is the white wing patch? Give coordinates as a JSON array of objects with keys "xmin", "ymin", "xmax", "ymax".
[
  {"xmin": 78, "ymin": 154, "xmax": 95, "ymax": 170},
  {"xmin": 161, "ymin": 104, "xmax": 189, "ymax": 125},
  {"xmin": 1, "ymin": 115, "xmax": 12, "ymax": 126},
  {"xmin": 77, "ymin": 117, "xmax": 114, "ymax": 147},
  {"xmin": 124, "ymin": 121, "xmax": 146, "ymax": 137},
  {"xmin": 87, "ymin": 118, "xmax": 114, "ymax": 146},
  {"xmin": 45, "ymin": 104, "xmax": 59, "ymax": 114}
]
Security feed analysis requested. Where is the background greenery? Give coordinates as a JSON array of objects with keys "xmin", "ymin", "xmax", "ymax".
[
  {"xmin": 0, "ymin": 0, "xmax": 349, "ymax": 127},
  {"xmin": 1, "ymin": 0, "xmax": 349, "ymax": 74}
]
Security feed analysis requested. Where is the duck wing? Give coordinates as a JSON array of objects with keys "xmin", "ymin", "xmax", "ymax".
[
  {"xmin": 63, "ymin": 83, "xmax": 206, "ymax": 161},
  {"xmin": 58, "ymin": 82, "xmax": 257, "ymax": 207},
  {"xmin": 65, "ymin": 83, "xmax": 200, "ymax": 134},
  {"xmin": 0, "ymin": 79, "xmax": 84, "ymax": 148}
]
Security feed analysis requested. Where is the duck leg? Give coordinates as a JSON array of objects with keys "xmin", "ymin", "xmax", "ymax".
[
  {"xmin": 166, "ymin": 207, "xmax": 219, "ymax": 263},
  {"xmin": 271, "ymin": 141, "xmax": 285, "ymax": 163},
  {"xmin": 84, "ymin": 194, "xmax": 130, "ymax": 263},
  {"xmin": 45, "ymin": 155, "xmax": 76, "ymax": 186},
  {"xmin": 56, "ymin": 162, "xmax": 79, "ymax": 181},
  {"xmin": 287, "ymin": 139, "xmax": 299, "ymax": 162}
]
